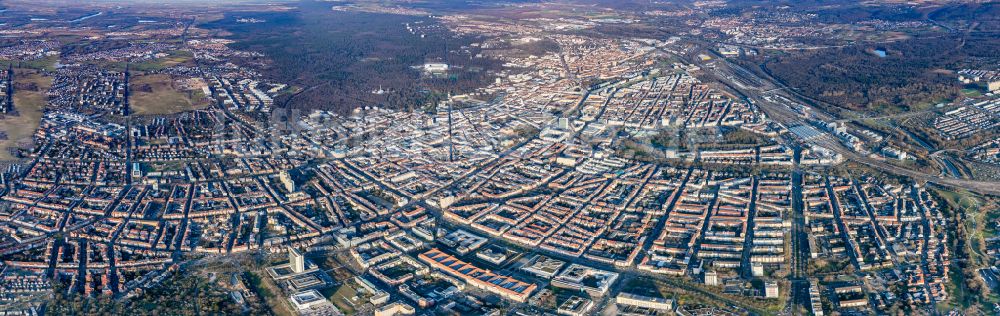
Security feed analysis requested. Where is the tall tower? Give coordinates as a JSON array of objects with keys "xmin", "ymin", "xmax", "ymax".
[
  {"xmin": 704, "ymin": 270, "xmax": 719, "ymax": 286},
  {"xmin": 765, "ymin": 280, "xmax": 779, "ymax": 298},
  {"xmin": 279, "ymin": 170, "xmax": 296, "ymax": 192},
  {"xmin": 447, "ymin": 97, "xmax": 454, "ymax": 162},
  {"xmin": 288, "ymin": 247, "xmax": 305, "ymax": 273}
]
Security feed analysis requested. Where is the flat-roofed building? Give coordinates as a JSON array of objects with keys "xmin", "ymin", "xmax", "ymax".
[
  {"xmin": 423, "ymin": 63, "xmax": 449, "ymax": 73},
  {"xmin": 551, "ymin": 264, "xmax": 619, "ymax": 297},
  {"xmin": 765, "ymin": 281, "xmax": 779, "ymax": 299},
  {"xmin": 704, "ymin": 270, "xmax": 719, "ymax": 286},
  {"xmin": 557, "ymin": 295, "xmax": 594, "ymax": 316},
  {"xmin": 374, "ymin": 301, "xmax": 415, "ymax": 316},
  {"xmin": 419, "ymin": 248, "xmax": 536, "ymax": 302},
  {"xmin": 290, "ymin": 247, "xmax": 305, "ymax": 273},
  {"xmin": 289, "ymin": 290, "xmax": 341, "ymax": 316},
  {"xmin": 522, "ymin": 254, "xmax": 566, "ymax": 279},
  {"xmin": 615, "ymin": 292, "xmax": 674, "ymax": 312},
  {"xmin": 839, "ymin": 298, "xmax": 868, "ymax": 308}
]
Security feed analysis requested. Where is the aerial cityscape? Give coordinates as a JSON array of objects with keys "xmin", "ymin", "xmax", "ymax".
[{"xmin": 0, "ymin": 0, "xmax": 998, "ymax": 315}]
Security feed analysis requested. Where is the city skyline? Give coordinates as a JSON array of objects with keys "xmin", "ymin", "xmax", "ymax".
[{"xmin": 0, "ymin": 1, "xmax": 998, "ymax": 315}]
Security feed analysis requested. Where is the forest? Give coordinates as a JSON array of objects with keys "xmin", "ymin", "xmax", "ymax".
[
  {"xmin": 203, "ymin": 0, "xmax": 502, "ymax": 114},
  {"xmin": 717, "ymin": 0, "xmax": 1000, "ymax": 116},
  {"xmin": 45, "ymin": 272, "xmax": 252, "ymax": 315},
  {"xmin": 713, "ymin": 0, "xmax": 924, "ymax": 23},
  {"xmin": 763, "ymin": 36, "xmax": 973, "ymax": 114},
  {"xmin": 929, "ymin": 2, "xmax": 1000, "ymax": 31}
]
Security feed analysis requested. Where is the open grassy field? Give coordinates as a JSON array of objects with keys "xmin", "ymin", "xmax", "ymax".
[
  {"xmin": 119, "ymin": 50, "xmax": 196, "ymax": 72},
  {"xmin": 246, "ymin": 271, "xmax": 295, "ymax": 316},
  {"xmin": 324, "ymin": 283, "xmax": 361, "ymax": 315},
  {"xmin": 962, "ymin": 88, "xmax": 984, "ymax": 97},
  {"xmin": 929, "ymin": 187, "xmax": 998, "ymax": 313},
  {"xmin": 0, "ymin": 70, "xmax": 52, "ymax": 161},
  {"xmin": 130, "ymin": 73, "xmax": 211, "ymax": 115},
  {"xmin": 1, "ymin": 55, "xmax": 59, "ymax": 72}
]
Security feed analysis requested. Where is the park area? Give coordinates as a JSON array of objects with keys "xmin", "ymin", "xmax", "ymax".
[
  {"xmin": 130, "ymin": 73, "xmax": 211, "ymax": 115},
  {"xmin": 0, "ymin": 69, "xmax": 52, "ymax": 160}
]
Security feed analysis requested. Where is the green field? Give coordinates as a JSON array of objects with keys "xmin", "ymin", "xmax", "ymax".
[
  {"xmin": 962, "ymin": 88, "xmax": 983, "ymax": 97},
  {"xmin": 109, "ymin": 50, "xmax": 195, "ymax": 72},
  {"xmin": 247, "ymin": 271, "xmax": 296, "ymax": 316},
  {"xmin": 324, "ymin": 283, "xmax": 364, "ymax": 314},
  {"xmin": 130, "ymin": 73, "xmax": 211, "ymax": 115},
  {"xmin": 1, "ymin": 55, "xmax": 59, "ymax": 72},
  {"xmin": 0, "ymin": 70, "xmax": 52, "ymax": 160}
]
